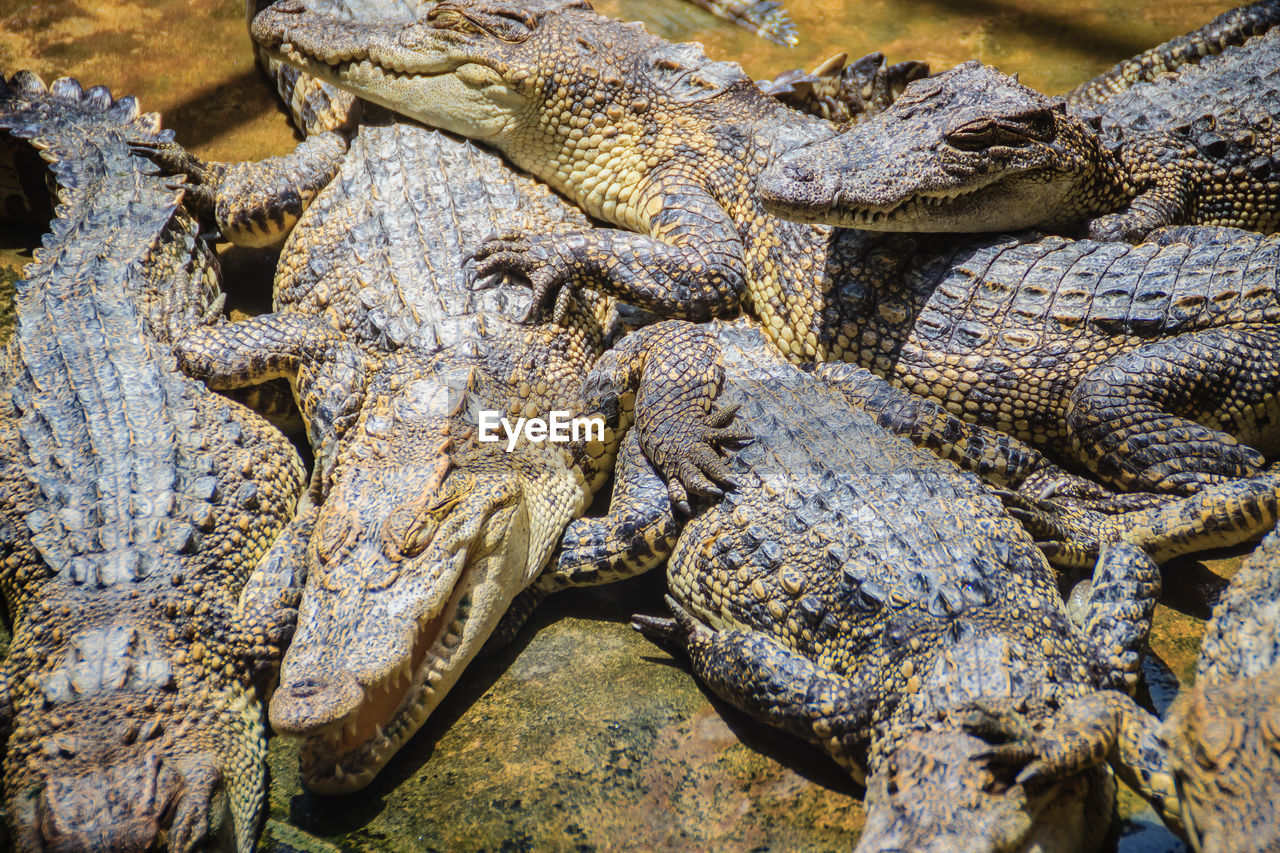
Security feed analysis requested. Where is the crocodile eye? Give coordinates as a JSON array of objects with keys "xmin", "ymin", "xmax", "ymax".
[
  {"xmin": 399, "ymin": 520, "xmax": 436, "ymax": 559},
  {"xmin": 946, "ymin": 108, "xmax": 1055, "ymax": 151}
]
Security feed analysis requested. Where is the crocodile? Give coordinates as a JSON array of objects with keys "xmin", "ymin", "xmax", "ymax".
[
  {"xmin": 0, "ymin": 72, "xmax": 307, "ymax": 851},
  {"xmin": 163, "ymin": 21, "xmax": 744, "ymax": 789},
  {"xmin": 756, "ymin": 16, "xmax": 1280, "ymax": 241},
  {"xmin": 247, "ymin": 0, "xmax": 1280, "ymax": 502},
  {"xmin": 151, "ymin": 0, "xmax": 796, "ymax": 251},
  {"xmin": 967, "ymin": 525, "xmax": 1280, "ymax": 853},
  {"xmin": 550, "ymin": 317, "xmax": 1279, "ymax": 852}
]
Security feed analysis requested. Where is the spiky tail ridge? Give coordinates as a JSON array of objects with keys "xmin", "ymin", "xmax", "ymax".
[{"xmin": 1066, "ymin": 0, "xmax": 1280, "ymax": 108}]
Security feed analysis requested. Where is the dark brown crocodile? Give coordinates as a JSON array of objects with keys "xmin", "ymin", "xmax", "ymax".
[
  {"xmin": 246, "ymin": 0, "xmax": 1280, "ymax": 506},
  {"xmin": 0, "ymin": 72, "xmax": 306, "ymax": 852},
  {"xmin": 756, "ymin": 13, "xmax": 1280, "ymax": 241}
]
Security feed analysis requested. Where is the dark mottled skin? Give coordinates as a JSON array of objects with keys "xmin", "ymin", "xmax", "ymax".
[
  {"xmin": 0, "ymin": 73, "xmax": 306, "ymax": 852},
  {"xmin": 1064, "ymin": 0, "xmax": 1280, "ymax": 110},
  {"xmin": 979, "ymin": 527, "xmax": 1280, "ymax": 853},
  {"xmin": 561, "ymin": 318, "xmax": 1156, "ymax": 853},
  {"xmin": 759, "ymin": 18, "xmax": 1280, "ymax": 241},
  {"xmin": 159, "ymin": 0, "xmax": 743, "ymax": 794},
  {"xmin": 248, "ymin": 0, "xmax": 1280, "ymax": 505}
]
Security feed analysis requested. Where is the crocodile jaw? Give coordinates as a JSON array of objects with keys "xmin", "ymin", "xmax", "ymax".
[
  {"xmin": 758, "ymin": 137, "xmax": 1080, "ymax": 233},
  {"xmin": 270, "ymin": 489, "xmax": 532, "ymax": 794},
  {"xmin": 253, "ymin": 0, "xmax": 527, "ymax": 141}
]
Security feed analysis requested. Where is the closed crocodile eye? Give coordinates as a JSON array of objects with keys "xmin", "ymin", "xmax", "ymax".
[{"xmin": 946, "ymin": 109, "xmax": 1055, "ymax": 151}]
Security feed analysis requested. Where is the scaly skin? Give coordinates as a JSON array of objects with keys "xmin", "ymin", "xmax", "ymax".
[
  {"xmin": 983, "ymin": 528, "xmax": 1280, "ymax": 853},
  {"xmin": 757, "ymin": 50, "xmax": 930, "ymax": 127},
  {"xmin": 757, "ymin": 28, "xmax": 1280, "ymax": 241},
  {"xmin": 569, "ymin": 319, "xmax": 1280, "ymax": 852},
  {"xmin": 0, "ymin": 73, "xmax": 306, "ymax": 852},
  {"xmin": 162, "ymin": 18, "xmax": 744, "ymax": 789},
  {"xmin": 1065, "ymin": 0, "xmax": 1280, "ymax": 110},
  {"xmin": 247, "ymin": 0, "xmax": 1280, "ymax": 503}
]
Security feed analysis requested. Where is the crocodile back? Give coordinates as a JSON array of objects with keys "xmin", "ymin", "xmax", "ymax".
[
  {"xmin": 1, "ymin": 73, "xmax": 224, "ymax": 594},
  {"xmin": 1085, "ymin": 26, "xmax": 1280, "ymax": 131},
  {"xmin": 668, "ymin": 321, "xmax": 1069, "ymax": 684},
  {"xmin": 273, "ymin": 113, "xmax": 596, "ymax": 353},
  {"xmin": 1082, "ymin": 27, "xmax": 1280, "ymax": 183}
]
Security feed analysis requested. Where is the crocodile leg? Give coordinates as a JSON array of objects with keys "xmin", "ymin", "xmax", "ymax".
[
  {"xmin": 1078, "ymin": 541, "xmax": 1161, "ymax": 692},
  {"xmin": 1066, "ymin": 325, "xmax": 1280, "ymax": 494},
  {"xmin": 487, "ymin": 430, "xmax": 681, "ymax": 651},
  {"xmin": 581, "ymin": 319, "xmax": 751, "ymax": 512},
  {"xmin": 174, "ymin": 313, "xmax": 369, "ymax": 495},
  {"xmin": 635, "ymin": 596, "xmax": 874, "ymax": 777},
  {"xmin": 551, "ymin": 430, "xmax": 680, "ymax": 588},
  {"xmin": 1004, "ymin": 468, "xmax": 1280, "ymax": 568},
  {"xmin": 471, "ymin": 180, "xmax": 748, "ymax": 323},
  {"xmin": 141, "ymin": 131, "xmax": 348, "ymax": 247},
  {"xmin": 233, "ymin": 500, "xmax": 316, "ymax": 683},
  {"xmin": 814, "ymin": 361, "xmax": 1055, "ymax": 488},
  {"xmin": 1087, "ymin": 150, "xmax": 1199, "ymax": 242},
  {"xmin": 968, "ymin": 691, "xmax": 1183, "ymax": 836}
]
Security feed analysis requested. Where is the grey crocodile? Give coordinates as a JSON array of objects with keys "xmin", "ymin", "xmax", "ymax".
[
  {"xmin": 162, "ymin": 0, "xmax": 743, "ymax": 790},
  {"xmin": 0, "ymin": 72, "xmax": 306, "ymax": 852},
  {"xmin": 248, "ymin": 0, "xmax": 1280, "ymax": 505},
  {"xmin": 757, "ymin": 4, "xmax": 1280, "ymax": 241},
  {"xmin": 552, "ymin": 317, "xmax": 1278, "ymax": 852}
]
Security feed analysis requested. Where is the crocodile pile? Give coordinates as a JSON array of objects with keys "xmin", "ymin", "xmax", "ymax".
[
  {"xmin": 10, "ymin": 0, "xmax": 1280, "ymax": 849},
  {"xmin": 147, "ymin": 0, "xmax": 745, "ymax": 796}
]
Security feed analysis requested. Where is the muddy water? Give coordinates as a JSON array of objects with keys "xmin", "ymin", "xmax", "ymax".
[{"xmin": 0, "ymin": 0, "xmax": 1253, "ymax": 850}]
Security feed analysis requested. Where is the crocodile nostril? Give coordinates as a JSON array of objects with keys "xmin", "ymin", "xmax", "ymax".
[
  {"xmin": 288, "ymin": 678, "xmax": 323, "ymax": 698},
  {"xmin": 784, "ymin": 162, "xmax": 815, "ymax": 183}
]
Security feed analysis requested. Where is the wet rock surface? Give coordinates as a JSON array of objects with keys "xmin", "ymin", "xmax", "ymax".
[{"xmin": 0, "ymin": 1, "xmax": 1253, "ymax": 850}]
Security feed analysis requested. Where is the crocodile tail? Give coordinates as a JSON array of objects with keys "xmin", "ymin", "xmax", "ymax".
[
  {"xmin": 0, "ymin": 71, "xmax": 172, "ymax": 210},
  {"xmin": 1065, "ymin": 0, "xmax": 1280, "ymax": 109},
  {"xmin": 685, "ymin": 0, "xmax": 798, "ymax": 46}
]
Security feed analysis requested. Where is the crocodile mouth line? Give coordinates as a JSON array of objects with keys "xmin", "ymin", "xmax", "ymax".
[
  {"xmin": 299, "ymin": 566, "xmax": 478, "ymax": 793},
  {"xmin": 836, "ymin": 186, "xmax": 986, "ymax": 226},
  {"xmin": 275, "ymin": 44, "xmax": 444, "ymax": 83}
]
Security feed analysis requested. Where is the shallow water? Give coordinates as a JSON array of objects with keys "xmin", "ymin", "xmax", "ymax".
[{"xmin": 0, "ymin": 0, "xmax": 1254, "ymax": 849}]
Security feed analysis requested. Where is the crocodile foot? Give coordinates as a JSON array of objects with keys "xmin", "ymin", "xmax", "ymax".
[
  {"xmin": 471, "ymin": 229, "xmax": 577, "ymax": 325},
  {"xmin": 658, "ymin": 402, "xmax": 753, "ymax": 514}
]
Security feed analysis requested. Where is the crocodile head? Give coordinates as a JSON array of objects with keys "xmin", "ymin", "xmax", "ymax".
[
  {"xmin": 1165, "ymin": 670, "xmax": 1280, "ymax": 853},
  {"xmin": 250, "ymin": 0, "xmax": 754, "ymax": 192},
  {"xmin": 6, "ymin": 695, "xmax": 245, "ymax": 853},
  {"xmin": 250, "ymin": 0, "xmax": 594, "ymax": 141},
  {"xmin": 858, "ymin": 723, "xmax": 1114, "ymax": 853},
  {"xmin": 758, "ymin": 61, "xmax": 1103, "ymax": 232},
  {"xmin": 269, "ymin": 361, "xmax": 582, "ymax": 792}
]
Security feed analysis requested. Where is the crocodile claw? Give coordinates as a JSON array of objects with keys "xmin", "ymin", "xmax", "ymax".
[{"xmin": 631, "ymin": 595, "xmax": 708, "ymax": 651}]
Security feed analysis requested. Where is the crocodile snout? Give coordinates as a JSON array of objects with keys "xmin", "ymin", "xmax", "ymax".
[{"xmin": 270, "ymin": 670, "xmax": 364, "ymax": 736}]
